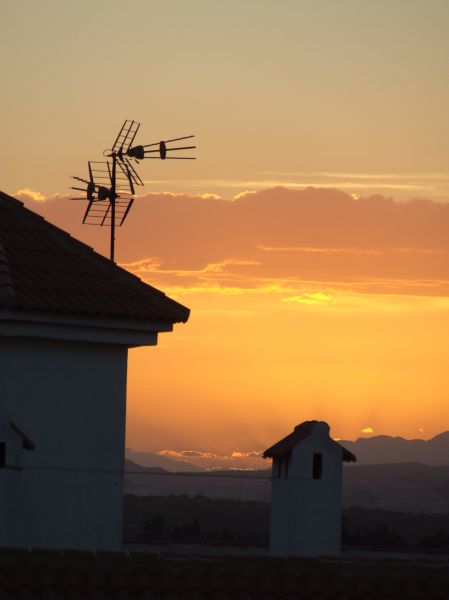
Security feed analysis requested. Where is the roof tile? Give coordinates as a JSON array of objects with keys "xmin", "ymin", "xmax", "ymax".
[
  {"xmin": 0, "ymin": 192, "xmax": 189, "ymax": 324},
  {"xmin": 263, "ymin": 421, "xmax": 356, "ymax": 463},
  {"xmin": 1, "ymin": 548, "xmax": 449, "ymax": 599}
]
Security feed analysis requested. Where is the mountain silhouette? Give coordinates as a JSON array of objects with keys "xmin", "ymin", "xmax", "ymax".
[
  {"xmin": 340, "ymin": 431, "xmax": 449, "ymax": 466},
  {"xmin": 125, "ymin": 459, "xmax": 168, "ymax": 474},
  {"xmin": 125, "ymin": 448, "xmax": 203, "ymax": 472}
]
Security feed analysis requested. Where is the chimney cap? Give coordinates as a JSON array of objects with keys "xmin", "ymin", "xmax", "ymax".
[{"xmin": 263, "ymin": 420, "xmax": 356, "ymax": 462}]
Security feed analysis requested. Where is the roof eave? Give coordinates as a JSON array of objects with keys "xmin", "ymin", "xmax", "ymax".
[
  {"xmin": 263, "ymin": 436, "xmax": 357, "ymax": 463},
  {"xmin": 0, "ymin": 191, "xmax": 191, "ymax": 325},
  {"xmin": 341, "ymin": 445, "xmax": 357, "ymax": 463}
]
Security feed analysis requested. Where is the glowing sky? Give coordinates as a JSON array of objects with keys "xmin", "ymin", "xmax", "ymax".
[{"xmin": 3, "ymin": 1, "xmax": 449, "ymax": 468}]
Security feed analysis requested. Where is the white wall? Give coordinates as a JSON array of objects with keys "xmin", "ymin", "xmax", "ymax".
[
  {"xmin": 270, "ymin": 425, "xmax": 343, "ymax": 557},
  {"xmin": 0, "ymin": 411, "xmax": 23, "ymax": 546},
  {"xmin": 0, "ymin": 337, "xmax": 128, "ymax": 550}
]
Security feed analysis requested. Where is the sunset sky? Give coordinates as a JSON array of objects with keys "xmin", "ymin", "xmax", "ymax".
[{"xmin": 3, "ymin": 1, "xmax": 449, "ymax": 469}]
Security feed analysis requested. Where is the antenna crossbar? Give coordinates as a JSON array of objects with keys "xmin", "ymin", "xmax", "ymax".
[
  {"xmin": 83, "ymin": 197, "xmax": 134, "ymax": 227},
  {"xmin": 112, "ymin": 120, "xmax": 140, "ymax": 154},
  {"xmin": 70, "ymin": 119, "xmax": 196, "ymax": 261}
]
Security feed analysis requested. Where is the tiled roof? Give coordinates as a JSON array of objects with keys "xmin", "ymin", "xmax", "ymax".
[
  {"xmin": 263, "ymin": 421, "xmax": 356, "ymax": 463},
  {"xmin": 0, "ymin": 547, "xmax": 448, "ymax": 599},
  {"xmin": 0, "ymin": 239, "xmax": 14, "ymax": 302},
  {"xmin": 0, "ymin": 191, "xmax": 189, "ymax": 323}
]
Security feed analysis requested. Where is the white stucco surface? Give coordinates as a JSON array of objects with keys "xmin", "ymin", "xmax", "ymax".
[
  {"xmin": 0, "ymin": 335, "xmax": 129, "ymax": 550},
  {"xmin": 270, "ymin": 423, "xmax": 344, "ymax": 557}
]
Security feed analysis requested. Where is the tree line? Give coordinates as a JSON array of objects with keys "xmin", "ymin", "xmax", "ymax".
[{"xmin": 124, "ymin": 494, "xmax": 449, "ymax": 550}]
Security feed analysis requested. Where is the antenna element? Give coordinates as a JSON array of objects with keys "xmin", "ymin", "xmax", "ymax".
[{"xmin": 71, "ymin": 120, "xmax": 196, "ymax": 262}]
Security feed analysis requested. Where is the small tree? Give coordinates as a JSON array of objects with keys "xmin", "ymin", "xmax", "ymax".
[
  {"xmin": 141, "ymin": 515, "xmax": 166, "ymax": 540},
  {"xmin": 417, "ymin": 529, "xmax": 449, "ymax": 550}
]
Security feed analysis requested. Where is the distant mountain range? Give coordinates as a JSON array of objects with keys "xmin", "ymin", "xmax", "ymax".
[
  {"xmin": 124, "ymin": 460, "xmax": 449, "ymax": 514},
  {"xmin": 125, "ymin": 449, "xmax": 203, "ymax": 473},
  {"xmin": 339, "ymin": 431, "xmax": 449, "ymax": 466},
  {"xmin": 124, "ymin": 431, "xmax": 449, "ymax": 513},
  {"xmin": 127, "ymin": 431, "xmax": 449, "ymax": 473}
]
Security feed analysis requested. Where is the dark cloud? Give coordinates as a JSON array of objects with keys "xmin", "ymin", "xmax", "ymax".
[{"xmin": 26, "ymin": 187, "xmax": 449, "ymax": 296}]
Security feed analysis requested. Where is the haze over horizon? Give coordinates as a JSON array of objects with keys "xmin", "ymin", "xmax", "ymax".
[
  {"xmin": 126, "ymin": 426, "xmax": 449, "ymax": 471},
  {"xmin": 3, "ymin": 1, "xmax": 449, "ymax": 464}
]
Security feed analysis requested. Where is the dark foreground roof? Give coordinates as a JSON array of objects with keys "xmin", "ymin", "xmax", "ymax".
[
  {"xmin": 263, "ymin": 421, "xmax": 356, "ymax": 463},
  {"xmin": 0, "ymin": 191, "xmax": 189, "ymax": 323},
  {"xmin": 0, "ymin": 547, "xmax": 448, "ymax": 599}
]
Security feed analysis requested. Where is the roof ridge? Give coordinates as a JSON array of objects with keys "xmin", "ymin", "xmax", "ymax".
[
  {"xmin": 2, "ymin": 192, "xmax": 116, "ymax": 266},
  {"xmin": 0, "ymin": 191, "xmax": 23, "ymax": 209},
  {"xmin": 1, "ymin": 191, "xmax": 168, "ymax": 296},
  {"xmin": 0, "ymin": 190, "xmax": 190, "ymax": 323},
  {"xmin": 263, "ymin": 421, "xmax": 356, "ymax": 463}
]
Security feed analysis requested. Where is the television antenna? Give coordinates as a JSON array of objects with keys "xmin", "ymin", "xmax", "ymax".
[{"xmin": 71, "ymin": 120, "xmax": 196, "ymax": 262}]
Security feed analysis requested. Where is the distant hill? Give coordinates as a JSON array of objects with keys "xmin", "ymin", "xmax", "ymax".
[
  {"xmin": 125, "ymin": 449, "xmax": 203, "ymax": 473},
  {"xmin": 125, "ymin": 459, "xmax": 168, "ymax": 474},
  {"xmin": 339, "ymin": 431, "xmax": 449, "ymax": 466},
  {"xmin": 125, "ymin": 461, "xmax": 449, "ymax": 513},
  {"xmin": 343, "ymin": 462, "xmax": 449, "ymax": 513},
  {"xmin": 125, "ymin": 459, "xmax": 171, "ymax": 496}
]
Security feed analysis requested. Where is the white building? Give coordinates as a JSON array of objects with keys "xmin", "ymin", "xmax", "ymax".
[
  {"xmin": 0, "ymin": 190, "xmax": 189, "ymax": 551},
  {"xmin": 263, "ymin": 420, "xmax": 356, "ymax": 557}
]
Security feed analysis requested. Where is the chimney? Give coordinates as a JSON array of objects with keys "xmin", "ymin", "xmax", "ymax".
[{"xmin": 263, "ymin": 420, "xmax": 356, "ymax": 556}]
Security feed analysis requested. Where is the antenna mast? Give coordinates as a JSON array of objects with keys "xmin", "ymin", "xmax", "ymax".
[
  {"xmin": 71, "ymin": 120, "xmax": 196, "ymax": 262},
  {"xmin": 110, "ymin": 153, "xmax": 117, "ymax": 263}
]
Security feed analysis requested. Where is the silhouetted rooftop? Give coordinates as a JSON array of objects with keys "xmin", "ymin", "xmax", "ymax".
[
  {"xmin": 263, "ymin": 421, "xmax": 356, "ymax": 462},
  {"xmin": 0, "ymin": 191, "xmax": 189, "ymax": 323},
  {"xmin": 0, "ymin": 546, "xmax": 447, "ymax": 599}
]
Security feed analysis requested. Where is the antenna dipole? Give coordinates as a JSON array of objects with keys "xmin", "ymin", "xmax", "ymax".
[{"xmin": 70, "ymin": 120, "xmax": 196, "ymax": 262}]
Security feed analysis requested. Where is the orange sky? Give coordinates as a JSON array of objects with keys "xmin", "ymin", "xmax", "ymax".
[
  {"xmin": 12, "ymin": 188, "xmax": 449, "ymax": 469},
  {"xmin": 3, "ymin": 1, "xmax": 449, "ymax": 468}
]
